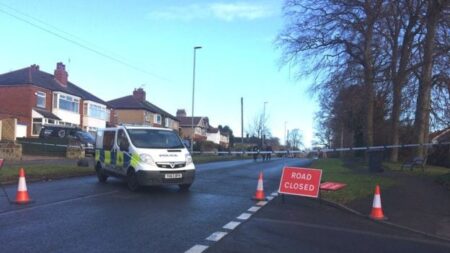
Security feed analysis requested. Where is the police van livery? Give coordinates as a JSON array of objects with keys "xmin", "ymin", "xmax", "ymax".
[{"xmin": 95, "ymin": 125, "xmax": 195, "ymax": 191}]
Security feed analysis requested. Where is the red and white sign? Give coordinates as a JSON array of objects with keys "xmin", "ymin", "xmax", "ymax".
[
  {"xmin": 320, "ymin": 182, "xmax": 346, "ymax": 191},
  {"xmin": 278, "ymin": 167, "xmax": 322, "ymax": 198}
]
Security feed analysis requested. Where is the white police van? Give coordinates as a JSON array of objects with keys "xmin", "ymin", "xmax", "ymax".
[{"xmin": 95, "ymin": 125, "xmax": 195, "ymax": 191}]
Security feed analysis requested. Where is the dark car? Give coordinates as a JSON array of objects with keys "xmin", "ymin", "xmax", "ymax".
[{"xmin": 39, "ymin": 125, "xmax": 95, "ymax": 155}]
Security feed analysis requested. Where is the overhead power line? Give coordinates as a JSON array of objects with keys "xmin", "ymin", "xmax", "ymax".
[{"xmin": 0, "ymin": 4, "xmax": 172, "ymax": 82}]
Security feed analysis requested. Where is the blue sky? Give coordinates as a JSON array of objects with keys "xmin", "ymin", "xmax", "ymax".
[{"xmin": 0, "ymin": 0, "xmax": 317, "ymax": 147}]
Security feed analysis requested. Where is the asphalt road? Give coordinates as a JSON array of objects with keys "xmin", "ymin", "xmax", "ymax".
[
  {"xmin": 0, "ymin": 158, "xmax": 304, "ymax": 253},
  {"xmin": 1, "ymin": 158, "xmax": 449, "ymax": 253}
]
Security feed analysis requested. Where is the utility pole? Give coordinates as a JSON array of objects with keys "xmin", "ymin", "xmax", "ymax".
[{"xmin": 241, "ymin": 97, "xmax": 244, "ymax": 145}]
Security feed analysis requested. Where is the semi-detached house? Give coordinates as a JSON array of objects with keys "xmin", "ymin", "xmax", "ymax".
[
  {"xmin": 108, "ymin": 88, "xmax": 179, "ymax": 131},
  {"xmin": 0, "ymin": 62, "xmax": 109, "ymax": 137}
]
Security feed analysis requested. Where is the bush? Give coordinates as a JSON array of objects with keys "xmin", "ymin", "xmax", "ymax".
[{"xmin": 194, "ymin": 140, "xmax": 221, "ymax": 152}]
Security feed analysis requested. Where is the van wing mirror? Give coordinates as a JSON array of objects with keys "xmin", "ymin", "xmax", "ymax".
[{"xmin": 182, "ymin": 140, "xmax": 191, "ymax": 148}]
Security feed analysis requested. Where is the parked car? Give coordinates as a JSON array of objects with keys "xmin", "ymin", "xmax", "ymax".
[{"xmin": 39, "ymin": 125, "xmax": 95, "ymax": 155}]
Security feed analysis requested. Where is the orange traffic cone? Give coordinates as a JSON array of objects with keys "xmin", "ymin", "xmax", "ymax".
[
  {"xmin": 252, "ymin": 172, "xmax": 267, "ymax": 201},
  {"xmin": 370, "ymin": 185, "xmax": 386, "ymax": 220},
  {"xmin": 13, "ymin": 168, "xmax": 32, "ymax": 204}
]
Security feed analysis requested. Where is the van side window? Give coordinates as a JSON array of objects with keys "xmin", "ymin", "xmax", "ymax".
[
  {"xmin": 117, "ymin": 130, "xmax": 129, "ymax": 151},
  {"xmin": 103, "ymin": 131, "xmax": 115, "ymax": 150}
]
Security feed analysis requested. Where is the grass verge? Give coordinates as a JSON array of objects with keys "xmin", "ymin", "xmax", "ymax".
[
  {"xmin": 0, "ymin": 155, "xmax": 251, "ymax": 184},
  {"xmin": 0, "ymin": 164, "xmax": 94, "ymax": 184},
  {"xmin": 193, "ymin": 154, "xmax": 251, "ymax": 164},
  {"xmin": 313, "ymin": 158, "xmax": 395, "ymax": 204}
]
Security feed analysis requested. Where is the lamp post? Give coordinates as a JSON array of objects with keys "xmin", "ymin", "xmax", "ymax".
[
  {"xmin": 262, "ymin": 101, "xmax": 268, "ymax": 146},
  {"xmin": 284, "ymin": 121, "xmax": 288, "ymax": 146},
  {"xmin": 191, "ymin": 46, "xmax": 202, "ymax": 153}
]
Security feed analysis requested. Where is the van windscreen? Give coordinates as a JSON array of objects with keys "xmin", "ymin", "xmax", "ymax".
[{"xmin": 127, "ymin": 129, "xmax": 184, "ymax": 149}]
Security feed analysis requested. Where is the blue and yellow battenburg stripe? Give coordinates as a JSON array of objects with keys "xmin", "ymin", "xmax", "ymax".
[{"xmin": 95, "ymin": 149, "xmax": 134, "ymax": 168}]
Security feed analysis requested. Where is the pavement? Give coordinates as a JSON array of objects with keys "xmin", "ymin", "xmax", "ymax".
[
  {"xmin": 204, "ymin": 160, "xmax": 450, "ymax": 253},
  {"xmin": 347, "ymin": 167, "xmax": 450, "ymax": 240},
  {"xmin": 207, "ymin": 195, "xmax": 450, "ymax": 253}
]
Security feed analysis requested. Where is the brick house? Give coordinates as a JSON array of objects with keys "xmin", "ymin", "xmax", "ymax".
[
  {"xmin": 176, "ymin": 109, "xmax": 210, "ymax": 142},
  {"xmin": 108, "ymin": 88, "xmax": 179, "ymax": 130},
  {"xmin": 0, "ymin": 63, "xmax": 109, "ymax": 137}
]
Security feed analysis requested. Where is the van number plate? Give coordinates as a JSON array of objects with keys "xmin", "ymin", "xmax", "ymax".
[{"xmin": 165, "ymin": 173, "xmax": 182, "ymax": 179}]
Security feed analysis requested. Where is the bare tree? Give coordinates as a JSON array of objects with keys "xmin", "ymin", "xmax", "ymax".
[
  {"xmin": 248, "ymin": 110, "xmax": 271, "ymax": 145},
  {"xmin": 277, "ymin": 0, "xmax": 384, "ymax": 148},
  {"xmin": 414, "ymin": 0, "xmax": 449, "ymax": 157},
  {"xmin": 287, "ymin": 128, "xmax": 304, "ymax": 150},
  {"xmin": 383, "ymin": 0, "xmax": 424, "ymax": 161}
]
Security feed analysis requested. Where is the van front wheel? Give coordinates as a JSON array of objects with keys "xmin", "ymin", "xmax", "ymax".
[
  {"xmin": 127, "ymin": 169, "xmax": 140, "ymax": 192},
  {"xmin": 95, "ymin": 163, "xmax": 108, "ymax": 183},
  {"xmin": 179, "ymin": 184, "xmax": 191, "ymax": 191}
]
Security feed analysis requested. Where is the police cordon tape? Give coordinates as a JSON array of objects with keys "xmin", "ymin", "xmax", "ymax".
[
  {"xmin": 14, "ymin": 141, "xmax": 83, "ymax": 148},
  {"xmin": 6, "ymin": 140, "xmax": 450, "ymax": 154},
  {"xmin": 191, "ymin": 141, "xmax": 450, "ymax": 155}
]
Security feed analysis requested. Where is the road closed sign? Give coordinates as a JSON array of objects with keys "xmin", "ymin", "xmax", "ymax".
[{"xmin": 278, "ymin": 167, "xmax": 322, "ymax": 198}]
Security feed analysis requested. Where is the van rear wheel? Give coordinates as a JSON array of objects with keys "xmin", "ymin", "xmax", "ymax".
[
  {"xmin": 95, "ymin": 163, "xmax": 108, "ymax": 183},
  {"xmin": 127, "ymin": 169, "xmax": 140, "ymax": 191}
]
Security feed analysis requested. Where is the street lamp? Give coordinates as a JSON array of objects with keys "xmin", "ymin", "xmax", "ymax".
[
  {"xmin": 262, "ymin": 101, "xmax": 268, "ymax": 146},
  {"xmin": 191, "ymin": 46, "xmax": 202, "ymax": 153}
]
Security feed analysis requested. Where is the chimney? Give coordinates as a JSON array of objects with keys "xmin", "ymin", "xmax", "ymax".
[
  {"xmin": 133, "ymin": 88, "xmax": 146, "ymax": 102},
  {"xmin": 176, "ymin": 109, "xmax": 187, "ymax": 117},
  {"xmin": 54, "ymin": 62, "xmax": 68, "ymax": 86},
  {"xmin": 30, "ymin": 64, "xmax": 39, "ymax": 71}
]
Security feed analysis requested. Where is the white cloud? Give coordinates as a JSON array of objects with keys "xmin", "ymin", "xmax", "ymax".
[
  {"xmin": 209, "ymin": 2, "xmax": 274, "ymax": 21},
  {"xmin": 147, "ymin": 2, "xmax": 275, "ymax": 22}
]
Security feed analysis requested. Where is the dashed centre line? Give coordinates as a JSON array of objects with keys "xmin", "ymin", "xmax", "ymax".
[
  {"xmin": 237, "ymin": 212, "xmax": 252, "ymax": 220},
  {"xmin": 206, "ymin": 231, "xmax": 228, "ymax": 242},
  {"xmin": 248, "ymin": 206, "xmax": 261, "ymax": 212},
  {"xmin": 185, "ymin": 190, "xmax": 280, "ymax": 252},
  {"xmin": 185, "ymin": 244, "xmax": 209, "ymax": 253},
  {"xmin": 223, "ymin": 221, "xmax": 241, "ymax": 230}
]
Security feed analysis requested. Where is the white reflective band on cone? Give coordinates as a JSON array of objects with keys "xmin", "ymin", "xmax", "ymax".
[
  {"xmin": 372, "ymin": 194, "xmax": 382, "ymax": 208},
  {"xmin": 18, "ymin": 177, "xmax": 27, "ymax": 191},
  {"xmin": 257, "ymin": 179, "xmax": 263, "ymax": 190}
]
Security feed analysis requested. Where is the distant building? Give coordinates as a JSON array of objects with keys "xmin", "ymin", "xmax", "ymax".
[
  {"xmin": 207, "ymin": 127, "xmax": 230, "ymax": 148},
  {"xmin": 0, "ymin": 62, "xmax": 109, "ymax": 137},
  {"xmin": 108, "ymin": 88, "xmax": 179, "ymax": 130},
  {"xmin": 428, "ymin": 127, "xmax": 450, "ymax": 168},
  {"xmin": 176, "ymin": 109, "xmax": 229, "ymax": 147},
  {"xmin": 176, "ymin": 109, "xmax": 209, "ymax": 142}
]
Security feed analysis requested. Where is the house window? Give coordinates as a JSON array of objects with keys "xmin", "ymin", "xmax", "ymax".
[
  {"xmin": 144, "ymin": 112, "xmax": 152, "ymax": 122},
  {"xmin": 154, "ymin": 114, "xmax": 161, "ymax": 124},
  {"xmin": 58, "ymin": 94, "xmax": 80, "ymax": 113},
  {"xmin": 87, "ymin": 103, "xmax": 108, "ymax": 120},
  {"xmin": 32, "ymin": 118, "xmax": 43, "ymax": 136},
  {"xmin": 36, "ymin": 91, "xmax": 46, "ymax": 108},
  {"xmin": 165, "ymin": 118, "xmax": 170, "ymax": 128}
]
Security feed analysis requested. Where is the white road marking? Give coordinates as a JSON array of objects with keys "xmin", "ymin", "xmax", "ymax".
[
  {"xmin": 248, "ymin": 206, "xmax": 261, "ymax": 212},
  {"xmin": 185, "ymin": 244, "xmax": 209, "ymax": 253},
  {"xmin": 223, "ymin": 221, "xmax": 241, "ymax": 230},
  {"xmin": 237, "ymin": 213, "xmax": 252, "ymax": 220},
  {"xmin": 206, "ymin": 231, "xmax": 228, "ymax": 242},
  {"xmin": 256, "ymin": 201, "xmax": 268, "ymax": 206},
  {"xmin": 271, "ymin": 192, "xmax": 278, "ymax": 196},
  {"xmin": 267, "ymin": 196, "xmax": 274, "ymax": 201}
]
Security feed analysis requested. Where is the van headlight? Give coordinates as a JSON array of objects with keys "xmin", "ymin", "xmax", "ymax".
[
  {"xmin": 186, "ymin": 154, "xmax": 193, "ymax": 165},
  {"xmin": 140, "ymin": 154, "xmax": 155, "ymax": 166}
]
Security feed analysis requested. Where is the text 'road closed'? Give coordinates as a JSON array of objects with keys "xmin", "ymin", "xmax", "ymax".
[{"xmin": 278, "ymin": 167, "xmax": 322, "ymax": 198}]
